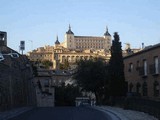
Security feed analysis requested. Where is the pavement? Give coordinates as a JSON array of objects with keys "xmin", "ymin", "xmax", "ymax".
[
  {"xmin": 95, "ymin": 106, "xmax": 158, "ymax": 120},
  {"xmin": 0, "ymin": 106, "xmax": 158, "ymax": 120},
  {"xmin": 0, "ymin": 107, "xmax": 33, "ymax": 120}
]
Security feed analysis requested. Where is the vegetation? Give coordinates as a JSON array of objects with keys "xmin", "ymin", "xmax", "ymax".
[
  {"xmin": 73, "ymin": 33, "xmax": 127, "ymax": 105},
  {"xmin": 55, "ymin": 83, "xmax": 82, "ymax": 106},
  {"xmin": 59, "ymin": 60, "xmax": 70, "ymax": 70},
  {"xmin": 41, "ymin": 60, "xmax": 53, "ymax": 69},
  {"xmin": 32, "ymin": 64, "xmax": 38, "ymax": 77},
  {"xmin": 74, "ymin": 58, "xmax": 109, "ymax": 104},
  {"xmin": 108, "ymin": 32, "xmax": 127, "ymax": 97}
]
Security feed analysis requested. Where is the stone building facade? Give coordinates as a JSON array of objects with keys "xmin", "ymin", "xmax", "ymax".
[
  {"xmin": 62, "ymin": 25, "xmax": 111, "ymax": 51},
  {"xmin": 27, "ymin": 25, "xmax": 112, "ymax": 69},
  {"xmin": 0, "ymin": 31, "xmax": 36, "ymax": 111},
  {"xmin": 33, "ymin": 68, "xmax": 76, "ymax": 106},
  {"xmin": 34, "ymin": 69, "xmax": 55, "ymax": 107},
  {"xmin": 124, "ymin": 43, "xmax": 160, "ymax": 99}
]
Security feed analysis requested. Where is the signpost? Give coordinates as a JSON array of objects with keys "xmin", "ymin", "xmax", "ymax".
[{"xmin": 20, "ymin": 41, "xmax": 25, "ymax": 54}]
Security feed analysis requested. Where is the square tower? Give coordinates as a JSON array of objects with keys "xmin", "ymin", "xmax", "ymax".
[{"xmin": 0, "ymin": 31, "xmax": 7, "ymax": 46}]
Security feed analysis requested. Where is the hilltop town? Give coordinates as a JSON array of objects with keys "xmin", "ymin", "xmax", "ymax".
[{"xmin": 0, "ymin": 26, "xmax": 160, "ymax": 119}]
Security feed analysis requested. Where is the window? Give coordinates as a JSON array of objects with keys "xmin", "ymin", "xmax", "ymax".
[
  {"xmin": 154, "ymin": 57, "xmax": 159, "ymax": 74},
  {"xmin": 44, "ymin": 79, "xmax": 49, "ymax": 87},
  {"xmin": 129, "ymin": 83, "xmax": 133, "ymax": 92},
  {"xmin": 143, "ymin": 60, "xmax": 147, "ymax": 76},
  {"xmin": 153, "ymin": 81, "xmax": 159, "ymax": 97},
  {"xmin": 136, "ymin": 83, "xmax": 141, "ymax": 94},
  {"xmin": 142, "ymin": 82, "xmax": 148, "ymax": 96},
  {"xmin": 129, "ymin": 63, "xmax": 133, "ymax": 72},
  {"xmin": 136, "ymin": 61, "xmax": 140, "ymax": 70}
]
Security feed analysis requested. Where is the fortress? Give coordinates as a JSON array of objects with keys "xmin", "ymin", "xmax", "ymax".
[{"xmin": 27, "ymin": 25, "xmax": 112, "ymax": 69}]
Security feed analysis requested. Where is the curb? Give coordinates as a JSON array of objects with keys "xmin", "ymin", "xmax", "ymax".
[
  {"xmin": 0, "ymin": 107, "xmax": 34, "ymax": 120},
  {"xmin": 93, "ymin": 106, "xmax": 122, "ymax": 120}
]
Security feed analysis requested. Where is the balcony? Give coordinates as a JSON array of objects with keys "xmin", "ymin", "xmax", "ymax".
[
  {"xmin": 149, "ymin": 64, "xmax": 159, "ymax": 76},
  {"xmin": 139, "ymin": 67, "xmax": 147, "ymax": 78}
]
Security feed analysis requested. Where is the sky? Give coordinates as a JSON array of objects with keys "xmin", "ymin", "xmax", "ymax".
[{"xmin": 0, "ymin": 0, "xmax": 160, "ymax": 53}]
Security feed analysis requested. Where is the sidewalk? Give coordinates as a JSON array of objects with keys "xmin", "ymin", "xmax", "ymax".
[
  {"xmin": 95, "ymin": 106, "xmax": 158, "ymax": 120},
  {"xmin": 0, "ymin": 107, "xmax": 33, "ymax": 120}
]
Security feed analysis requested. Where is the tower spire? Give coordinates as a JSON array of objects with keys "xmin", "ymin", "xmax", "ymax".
[
  {"xmin": 69, "ymin": 24, "xmax": 71, "ymax": 30},
  {"xmin": 56, "ymin": 35, "xmax": 58, "ymax": 41},
  {"xmin": 55, "ymin": 35, "xmax": 60, "ymax": 45},
  {"xmin": 66, "ymin": 24, "xmax": 74, "ymax": 34},
  {"xmin": 104, "ymin": 25, "xmax": 111, "ymax": 36},
  {"xmin": 106, "ymin": 26, "xmax": 108, "ymax": 32}
]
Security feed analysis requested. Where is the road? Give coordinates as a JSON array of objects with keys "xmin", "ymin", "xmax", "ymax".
[{"xmin": 9, "ymin": 107, "xmax": 112, "ymax": 120}]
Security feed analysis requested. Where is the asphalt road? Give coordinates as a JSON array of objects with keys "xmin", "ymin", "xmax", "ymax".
[{"xmin": 9, "ymin": 107, "xmax": 112, "ymax": 120}]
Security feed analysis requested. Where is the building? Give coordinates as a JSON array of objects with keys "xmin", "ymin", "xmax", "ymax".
[
  {"xmin": 51, "ymin": 69, "xmax": 74, "ymax": 86},
  {"xmin": 123, "ymin": 43, "xmax": 142, "ymax": 57},
  {"xmin": 28, "ymin": 45, "xmax": 53, "ymax": 62},
  {"xmin": 61, "ymin": 25, "xmax": 111, "ymax": 51},
  {"xmin": 0, "ymin": 31, "xmax": 36, "ymax": 111},
  {"xmin": 0, "ymin": 31, "xmax": 7, "ymax": 46},
  {"xmin": 33, "ymin": 67, "xmax": 77, "ymax": 106},
  {"xmin": 124, "ymin": 43, "xmax": 160, "ymax": 99},
  {"xmin": 34, "ymin": 69, "xmax": 55, "ymax": 107},
  {"xmin": 27, "ymin": 25, "xmax": 112, "ymax": 69}
]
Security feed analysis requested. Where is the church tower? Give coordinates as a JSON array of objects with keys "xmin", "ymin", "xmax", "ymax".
[
  {"xmin": 64, "ymin": 24, "xmax": 75, "ymax": 50},
  {"xmin": 55, "ymin": 35, "xmax": 60, "ymax": 47},
  {"xmin": 103, "ymin": 26, "xmax": 111, "ymax": 52},
  {"xmin": 53, "ymin": 35, "xmax": 60, "ymax": 69}
]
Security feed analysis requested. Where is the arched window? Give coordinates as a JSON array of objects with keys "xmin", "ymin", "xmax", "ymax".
[
  {"xmin": 136, "ymin": 83, "xmax": 141, "ymax": 95},
  {"xmin": 142, "ymin": 82, "xmax": 148, "ymax": 96},
  {"xmin": 153, "ymin": 81, "xmax": 159, "ymax": 97},
  {"xmin": 129, "ymin": 83, "xmax": 133, "ymax": 92}
]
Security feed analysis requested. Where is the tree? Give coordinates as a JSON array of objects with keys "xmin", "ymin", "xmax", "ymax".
[
  {"xmin": 32, "ymin": 64, "xmax": 38, "ymax": 77},
  {"xmin": 55, "ymin": 84, "xmax": 82, "ymax": 106},
  {"xmin": 109, "ymin": 32, "xmax": 127, "ymax": 97},
  {"xmin": 74, "ymin": 58, "xmax": 108, "ymax": 104},
  {"xmin": 59, "ymin": 60, "xmax": 70, "ymax": 70},
  {"xmin": 41, "ymin": 60, "xmax": 53, "ymax": 69}
]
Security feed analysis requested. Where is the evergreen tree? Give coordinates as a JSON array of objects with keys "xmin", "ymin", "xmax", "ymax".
[{"xmin": 109, "ymin": 32, "xmax": 127, "ymax": 96}]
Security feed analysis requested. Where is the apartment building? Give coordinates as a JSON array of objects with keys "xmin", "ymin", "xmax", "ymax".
[{"xmin": 124, "ymin": 43, "xmax": 160, "ymax": 99}]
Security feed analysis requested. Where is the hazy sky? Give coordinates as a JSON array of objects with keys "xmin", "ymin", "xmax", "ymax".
[{"xmin": 0, "ymin": 0, "xmax": 160, "ymax": 53}]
